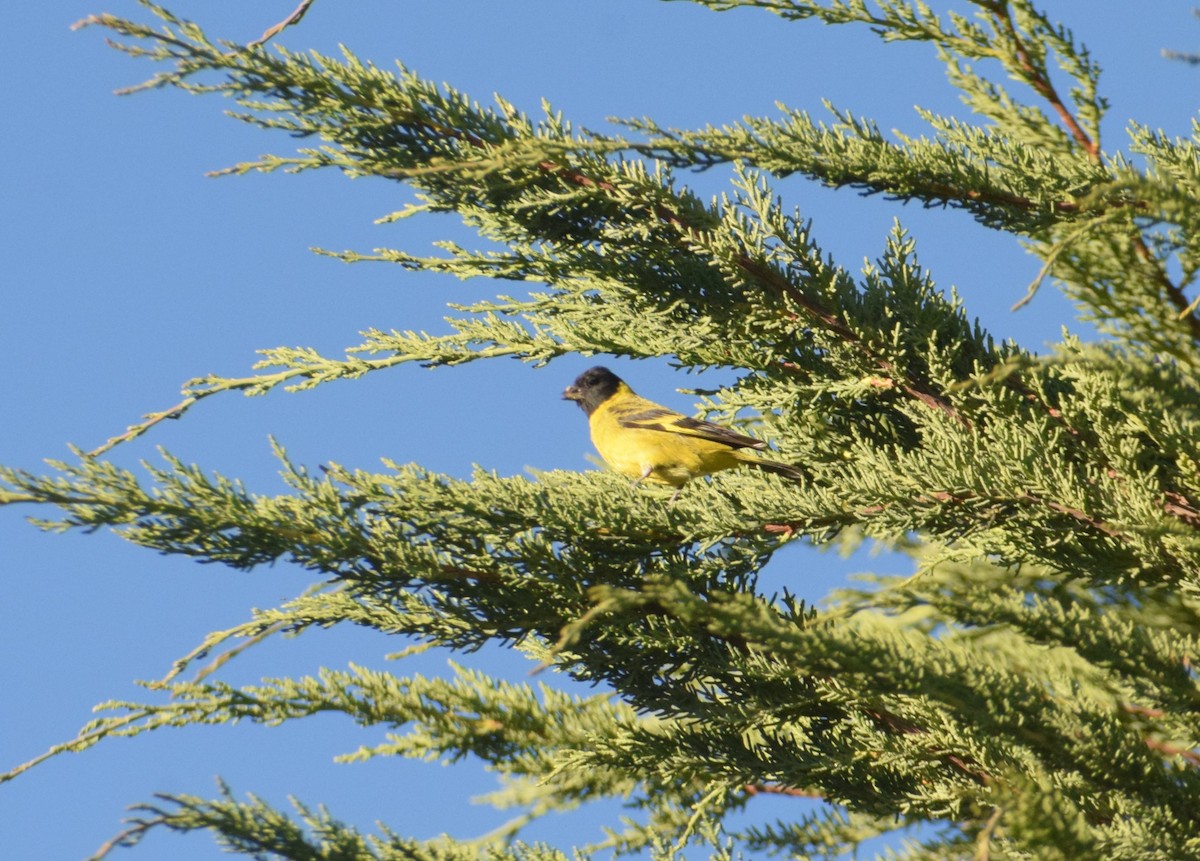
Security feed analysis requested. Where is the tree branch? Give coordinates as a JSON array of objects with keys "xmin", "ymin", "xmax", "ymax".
[
  {"xmin": 742, "ymin": 783, "xmax": 823, "ymax": 799},
  {"xmin": 987, "ymin": 2, "xmax": 1099, "ymax": 161},
  {"xmin": 247, "ymin": 0, "xmax": 319, "ymax": 49},
  {"xmin": 1131, "ymin": 234, "xmax": 1200, "ymax": 344}
]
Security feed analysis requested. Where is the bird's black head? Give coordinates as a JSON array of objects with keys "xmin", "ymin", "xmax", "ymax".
[{"xmin": 563, "ymin": 366, "xmax": 624, "ymax": 416}]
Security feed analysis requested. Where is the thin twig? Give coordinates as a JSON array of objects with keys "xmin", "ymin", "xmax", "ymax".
[
  {"xmin": 1012, "ymin": 218, "xmax": 1100, "ymax": 311},
  {"xmin": 974, "ymin": 806, "xmax": 1005, "ymax": 861},
  {"xmin": 760, "ymin": 487, "xmax": 1126, "ymax": 547},
  {"xmin": 990, "ymin": 2, "xmax": 1099, "ymax": 161},
  {"xmin": 89, "ymin": 819, "xmax": 158, "ymax": 861},
  {"xmin": 1144, "ymin": 736, "xmax": 1200, "ymax": 767},
  {"xmin": 1163, "ymin": 492, "xmax": 1200, "ymax": 530},
  {"xmin": 743, "ymin": 783, "xmax": 823, "ymax": 798},
  {"xmin": 87, "ymin": 395, "xmax": 197, "ymax": 458},
  {"xmin": 247, "ymin": 0, "xmax": 318, "ymax": 50},
  {"xmin": 1131, "ymin": 234, "xmax": 1200, "ymax": 344}
]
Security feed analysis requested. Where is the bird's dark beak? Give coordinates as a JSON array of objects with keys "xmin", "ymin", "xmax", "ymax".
[{"xmin": 562, "ymin": 385, "xmax": 582, "ymax": 401}]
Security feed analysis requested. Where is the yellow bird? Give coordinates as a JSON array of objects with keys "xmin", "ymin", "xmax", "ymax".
[{"xmin": 562, "ymin": 366, "xmax": 804, "ymax": 495}]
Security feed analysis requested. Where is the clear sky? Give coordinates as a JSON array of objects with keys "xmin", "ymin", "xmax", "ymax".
[{"xmin": 3, "ymin": 2, "xmax": 1198, "ymax": 858}]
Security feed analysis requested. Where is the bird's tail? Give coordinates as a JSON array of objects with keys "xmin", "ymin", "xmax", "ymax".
[{"xmin": 743, "ymin": 456, "xmax": 808, "ymax": 483}]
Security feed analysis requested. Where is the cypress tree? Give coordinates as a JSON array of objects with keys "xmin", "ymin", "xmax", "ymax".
[{"xmin": 4, "ymin": 2, "xmax": 1200, "ymax": 858}]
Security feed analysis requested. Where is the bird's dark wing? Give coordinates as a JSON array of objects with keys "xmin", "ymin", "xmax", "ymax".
[{"xmin": 618, "ymin": 407, "xmax": 766, "ymax": 451}]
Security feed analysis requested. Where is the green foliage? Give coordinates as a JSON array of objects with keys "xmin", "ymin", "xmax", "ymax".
[{"xmin": 6, "ymin": 0, "xmax": 1200, "ymax": 858}]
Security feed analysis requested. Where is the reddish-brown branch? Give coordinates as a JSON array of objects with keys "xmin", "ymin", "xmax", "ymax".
[
  {"xmin": 1130, "ymin": 235, "xmax": 1200, "ymax": 344},
  {"xmin": 1163, "ymin": 492, "xmax": 1200, "ymax": 530},
  {"xmin": 885, "ymin": 177, "xmax": 1083, "ymax": 217},
  {"xmin": 774, "ymin": 472, "xmax": 1200, "ymax": 543},
  {"xmin": 1019, "ymin": 493, "xmax": 1122, "ymax": 538},
  {"xmin": 362, "ymin": 553, "xmax": 503, "ymax": 585},
  {"xmin": 991, "ymin": 4, "xmax": 1099, "ymax": 161},
  {"xmin": 864, "ymin": 707, "xmax": 990, "ymax": 784},
  {"xmin": 1001, "ymin": 377, "xmax": 1080, "ymax": 438},
  {"xmin": 743, "ymin": 783, "xmax": 823, "ymax": 799},
  {"xmin": 1144, "ymin": 737, "xmax": 1200, "ymax": 767},
  {"xmin": 759, "ymin": 488, "xmax": 1125, "ymax": 546}
]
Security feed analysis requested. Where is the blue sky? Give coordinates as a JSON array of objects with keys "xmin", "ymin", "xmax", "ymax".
[{"xmin": 3, "ymin": 2, "xmax": 1198, "ymax": 858}]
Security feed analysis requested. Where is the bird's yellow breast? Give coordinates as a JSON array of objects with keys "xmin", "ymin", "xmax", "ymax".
[{"xmin": 588, "ymin": 388, "xmax": 743, "ymax": 487}]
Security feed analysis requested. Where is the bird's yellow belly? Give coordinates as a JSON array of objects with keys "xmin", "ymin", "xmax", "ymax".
[{"xmin": 589, "ymin": 420, "xmax": 739, "ymax": 488}]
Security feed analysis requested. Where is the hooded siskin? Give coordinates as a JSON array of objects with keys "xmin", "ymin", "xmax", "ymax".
[{"xmin": 563, "ymin": 366, "xmax": 805, "ymax": 491}]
